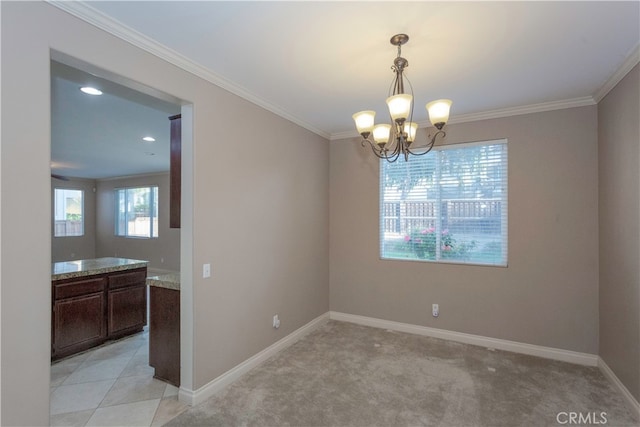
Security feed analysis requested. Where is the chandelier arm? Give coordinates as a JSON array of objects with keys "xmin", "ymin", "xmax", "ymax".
[
  {"xmin": 383, "ymin": 146, "xmax": 401, "ymax": 162},
  {"xmin": 406, "ymin": 130, "xmax": 446, "ymax": 156},
  {"xmin": 405, "ymin": 74, "xmax": 414, "ymax": 124},
  {"xmin": 361, "ymin": 138, "xmax": 383, "ymax": 156},
  {"xmin": 361, "ymin": 134, "xmax": 403, "ymax": 162},
  {"xmin": 391, "ymin": 135, "xmax": 402, "ymax": 155},
  {"xmin": 361, "ymin": 137, "xmax": 395, "ymax": 160},
  {"xmin": 428, "ymin": 130, "xmax": 446, "ymax": 147},
  {"xmin": 406, "ymin": 144, "xmax": 434, "ymax": 157},
  {"xmin": 388, "ymin": 73, "xmax": 398, "ymax": 97},
  {"xmin": 386, "ymin": 153, "xmax": 401, "ymax": 163}
]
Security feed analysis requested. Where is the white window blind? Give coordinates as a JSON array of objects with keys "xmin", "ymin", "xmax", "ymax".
[
  {"xmin": 115, "ymin": 186, "xmax": 159, "ymax": 238},
  {"xmin": 380, "ymin": 139, "xmax": 508, "ymax": 266}
]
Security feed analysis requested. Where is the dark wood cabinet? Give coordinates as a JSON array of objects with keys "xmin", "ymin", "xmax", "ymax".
[
  {"xmin": 169, "ymin": 114, "xmax": 181, "ymax": 229},
  {"xmin": 107, "ymin": 269, "xmax": 147, "ymax": 337},
  {"xmin": 52, "ymin": 267, "xmax": 147, "ymax": 360},
  {"xmin": 52, "ymin": 277, "xmax": 107, "ymax": 358},
  {"xmin": 149, "ymin": 286, "xmax": 180, "ymax": 386}
]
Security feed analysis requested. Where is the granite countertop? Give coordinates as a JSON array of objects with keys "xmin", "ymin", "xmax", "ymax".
[
  {"xmin": 146, "ymin": 273, "xmax": 180, "ymax": 291},
  {"xmin": 52, "ymin": 257, "xmax": 149, "ymax": 281}
]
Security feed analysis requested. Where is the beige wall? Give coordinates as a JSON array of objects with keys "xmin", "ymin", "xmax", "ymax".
[
  {"xmin": 51, "ymin": 177, "xmax": 97, "ymax": 262},
  {"xmin": 95, "ymin": 173, "xmax": 180, "ymax": 272},
  {"xmin": 0, "ymin": 2, "xmax": 329, "ymax": 425},
  {"xmin": 191, "ymin": 100, "xmax": 330, "ymax": 389},
  {"xmin": 598, "ymin": 64, "xmax": 640, "ymax": 401},
  {"xmin": 330, "ymin": 106, "xmax": 599, "ymax": 354}
]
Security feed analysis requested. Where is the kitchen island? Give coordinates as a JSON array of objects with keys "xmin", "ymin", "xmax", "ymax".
[
  {"xmin": 147, "ymin": 272, "xmax": 180, "ymax": 386},
  {"xmin": 51, "ymin": 257, "xmax": 149, "ymax": 360}
]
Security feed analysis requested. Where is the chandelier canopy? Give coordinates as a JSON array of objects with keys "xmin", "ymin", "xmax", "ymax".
[{"xmin": 353, "ymin": 34, "xmax": 452, "ymax": 162}]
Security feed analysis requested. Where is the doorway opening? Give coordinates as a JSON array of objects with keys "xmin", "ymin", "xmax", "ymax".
[{"xmin": 49, "ymin": 51, "xmax": 193, "ymax": 425}]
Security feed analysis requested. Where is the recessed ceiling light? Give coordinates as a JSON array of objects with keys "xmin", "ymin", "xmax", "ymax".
[
  {"xmin": 80, "ymin": 86, "xmax": 102, "ymax": 96},
  {"xmin": 142, "ymin": 136, "xmax": 156, "ymax": 142}
]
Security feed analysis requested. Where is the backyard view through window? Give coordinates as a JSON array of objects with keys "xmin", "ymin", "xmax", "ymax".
[
  {"xmin": 115, "ymin": 186, "xmax": 159, "ymax": 238},
  {"xmin": 380, "ymin": 139, "xmax": 508, "ymax": 266},
  {"xmin": 54, "ymin": 188, "xmax": 84, "ymax": 237}
]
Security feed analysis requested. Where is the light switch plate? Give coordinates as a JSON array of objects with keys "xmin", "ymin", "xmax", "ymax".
[{"xmin": 203, "ymin": 263, "xmax": 211, "ymax": 278}]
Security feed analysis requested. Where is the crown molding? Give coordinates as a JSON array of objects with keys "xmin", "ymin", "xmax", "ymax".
[
  {"xmin": 48, "ymin": 1, "xmax": 633, "ymax": 143},
  {"xmin": 330, "ymin": 129, "xmax": 361, "ymax": 141},
  {"xmin": 593, "ymin": 42, "xmax": 640, "ymax": 103},
  {"xmin": 330, "ymin": 43, "xmax": 640, "ymax": 142},
  {"xmin": 329, "ymin": 96, "xmax": 596, "ymax": 141},
  {"xmin": 445, "ymin": 96, "xmax": 596, "ymax": 126},
  {"xmin": 46, "ymin": 0, "xmax": 331, "ymax": 140}
]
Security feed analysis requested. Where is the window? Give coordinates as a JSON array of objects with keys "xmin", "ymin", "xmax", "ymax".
[
  {"xmin": 54, "ymin": 189, "xmax": 84, "ymax": 237},
  {"xmin": 380, "ymin": 139, "xmax": 508, "ymax": 266},
  {"xmin": 115, "ymin": 186, "xmax": 159, "ymax": 238}
]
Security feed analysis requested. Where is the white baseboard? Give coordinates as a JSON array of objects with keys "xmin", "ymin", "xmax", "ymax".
[
  {"xmin": 178, "ymin": 310, "xmax": 608, "ymax": 407},
  {"xmin": 179, "ymin": 312, "xmax": 330, "ymax": 406},
  {"xmin": 598, "ymin": 357, "xmax": 640, "ymax": 419},
  {"xmin": 329, "ymin": 311, "xmax": 599, "ymax": 366}
]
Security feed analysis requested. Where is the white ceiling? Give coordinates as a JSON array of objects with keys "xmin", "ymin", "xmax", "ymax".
[
  {"xmin": 51, "ymin": 1, "xmax": 639, "ymax": 178},
  {"xmin": 51, "ymin": 61, "xmax": 180, "ymax": 179}
]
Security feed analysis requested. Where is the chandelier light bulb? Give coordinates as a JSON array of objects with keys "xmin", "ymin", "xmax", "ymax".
[
  {"xmin": 372, "ymin": 124, "xmax": 391, "ymax": 144},
  {"xmin": 386, "ymin": 94, "xmax": 413, "ymax": 122},
  {"xmin": 352, "ymin": 111, "xmax": 376, "ymax": 135},
  {"xmin": 404, "ymin": 122, "xmax": 418, "ymax": 142},
  {"xmin": 426, "ymin": 99, "xmax": 453, "ymax": 129}
]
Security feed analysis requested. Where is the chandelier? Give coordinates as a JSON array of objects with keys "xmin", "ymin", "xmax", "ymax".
[{"xmin": 352, "ymin": 34, "xmax": 452, "ymax": 163}]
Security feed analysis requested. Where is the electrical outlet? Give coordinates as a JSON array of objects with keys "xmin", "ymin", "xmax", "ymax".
[
  {"xmin": 203, "ymin": 263, "xmax": 211, "ymax": 278},
  {"xmin": 273, "ymin": 314, "xmax": 280, "ymax": 329},
  {"xmin": 432, "ymin": 304, "xmax": 439, "ymax": 318}
]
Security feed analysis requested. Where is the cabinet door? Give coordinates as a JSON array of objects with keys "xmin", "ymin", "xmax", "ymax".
[
  {"xmin": 108, "ymin": 285, "xmax": 146, "ymax": 337},
  {"xmin": 54, "ymin": 292, "xmax": 106, "ymax": 358}
]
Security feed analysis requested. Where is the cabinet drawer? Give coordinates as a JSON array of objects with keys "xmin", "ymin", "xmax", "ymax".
[
  {"xmin": 109, "ymin": 269, "xmax": 146, "ymax": 289},
  {"xmin": 54, "ymin": 277, "xmax": 106, "ymax": 300}
]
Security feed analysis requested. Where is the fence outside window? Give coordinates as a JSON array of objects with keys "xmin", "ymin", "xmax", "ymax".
[{"xmin": 382, "ymin": 199, "xmax": 502, "ymax": 236}]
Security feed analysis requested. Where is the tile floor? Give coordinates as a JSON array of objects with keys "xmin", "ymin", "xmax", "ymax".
[{"xmin": 50, "ymin": 328, "xmax": 189, "ymax": 426}]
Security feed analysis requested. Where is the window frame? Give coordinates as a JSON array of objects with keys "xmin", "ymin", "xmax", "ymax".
[
  {"xmin": 53, "ymin": 188, "xmax": 85, "ymax": 238},
  {"xmin": 114, "ymin": 186, "xmax": 159, "ymax": 239},
  {"xmin": 379, "ymin": 139, "xmax": 508, "ymax": 267}
]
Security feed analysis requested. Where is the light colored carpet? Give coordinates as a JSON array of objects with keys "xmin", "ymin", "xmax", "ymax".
[{"xmin": 166, "ymin": 321, "xmax": 638, "ymax": 426}]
